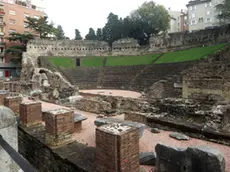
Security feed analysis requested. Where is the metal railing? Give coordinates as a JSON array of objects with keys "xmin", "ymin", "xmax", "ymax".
[{"xmin": 0, "ymin": 135, "xmax": 37, "ymax": 172}]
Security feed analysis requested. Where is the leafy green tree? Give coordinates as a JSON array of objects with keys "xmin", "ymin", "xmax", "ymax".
[
  {"xmin": 96, "ymin": 28, "xmax": 103, "ymax": 40},
  {"xmin": 25, "ymin": 16, "xmax": 54, "ymax": 38},
  {"xmin": 85, "ymin": 28, "xmax": 97, "ymax": 40},
  {"xmin": 216, "ymin": 0, "xmax": 230, "ymax": 23},
  {"xmin": 54, "ymin": 25, "xmax": 65, "ymax": 40},
  {"xmin": 74, "ymin": 29, "xmax": 82, "ymax": 40},
  {"xmin": 130, "ymin": 1, "xmax": 170, "ymax": 44}
]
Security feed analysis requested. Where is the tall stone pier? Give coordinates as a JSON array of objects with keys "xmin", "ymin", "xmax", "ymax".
[{"xmin": 96, "ymin": 123, "xmax": 139, "ymax": 172}]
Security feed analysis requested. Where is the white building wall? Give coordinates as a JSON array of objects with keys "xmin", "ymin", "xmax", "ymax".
[
  {"xmin": 168, "ymin": 10, "xmax": 182, "ymax": 33},
  {"xmin": 188, "ymin": 0, "xmax": 224, "ymax": 31}
]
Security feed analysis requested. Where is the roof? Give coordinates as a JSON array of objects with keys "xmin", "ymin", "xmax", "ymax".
[{"xmin": 186, "ymin": 0, "xmax": 211, "ymax": 6}]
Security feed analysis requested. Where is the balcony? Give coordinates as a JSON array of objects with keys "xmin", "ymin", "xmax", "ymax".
[
  {"xmin": 0, "ymin": 32, "xmax": 4, "ymax": 36},
  {"xmin": 0, "ymin": 10, "xmax": 5, "ymax": 16}
]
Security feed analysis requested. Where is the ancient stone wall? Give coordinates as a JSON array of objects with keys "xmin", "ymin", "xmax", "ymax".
[
  {"xmin": 111, "ymin": 38, "xmax": 142, "ymax": 56},
  {"xmin": 182, "ymin": 47, "xmax": 230, "ymax": 102}
]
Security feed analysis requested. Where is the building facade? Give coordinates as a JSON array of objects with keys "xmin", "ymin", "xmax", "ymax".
[
  {"xmin": 2, "ymin": 0, "xmax": 45, "ymax": 37},
  {"xmin": 168, "ymin": 9, "xmax": 189, "ymax": 33},
  {"xmin": 0, "ymin": 0, "xmax": 45, "ymax": 78},
  {"xmin": 187, "ymin": 0, "xmax": 224, "ymax": 31}
]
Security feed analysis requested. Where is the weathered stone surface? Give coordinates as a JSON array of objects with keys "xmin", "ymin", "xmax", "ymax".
[
  {"xmin": 95, "ymin": 118, "xmax": 145, "ymax": 137},
  {"xmin": 155, "ymin": 143, "xmax": 226, "ymax": 172},
  {"xmin": 151, "ymin": 128, "xmax": 160, "ymax": 134},
  {"xmin": 155, "ymin": 144, "xmax": 187, "ymax": 172},
  {"xmin": 170, "ymin": 132, "xmax": 190, "ymax": 141},
  {"xmin": 139, "ymin": 152, "xmax": 156, "ymax": 166},
  {"xmin": 186, "ymin": 146, "xmax": 225, "ymax": 172}
]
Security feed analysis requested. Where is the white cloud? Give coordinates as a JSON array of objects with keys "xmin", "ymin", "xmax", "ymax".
[{"xmin": 43, "ymin": 0, "xmax": 188, "ymax": 38}]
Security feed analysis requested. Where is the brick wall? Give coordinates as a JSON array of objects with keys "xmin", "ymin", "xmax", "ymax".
[
  {"xmin": 4, "ymin": 96, "xmax": 22, "ymax": 115},
  {"xmin": 20, "ymin": 101, "xmax": 42, "ymax": 127},
  {"xmin": 96, "ymin": 124, "xmax": 139, "ymax": 172}
]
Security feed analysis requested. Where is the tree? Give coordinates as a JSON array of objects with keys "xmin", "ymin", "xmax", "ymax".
[
  {"xmin": 130, "ymin": 1, "xmax": 170, "ymax": 44},
  {"xmin": 102, "ymin": 13, "xmax": 123, "ymax": 46},
  {"xmin": 54, "ymin": 25, "xmax": 65, "ymax": 40},
  {"xmin": 74, "ymin": 29, "xmax": 82, "ymax": 40},
  {"xmin": 85, "ymin": 28, "xmax": 97, "ymax": 40},
  {"xmin": 25, "ymin": 16, "xmax": 54, "ymax": 38},
  {"xmin": 216, "ymin": 0, "xmax": 230, "ymax": 23},
  {"xmin": 96, "ymin": 28, "xmax": 102, "ymax": 40},
  {"xmin": 5, "ymin": 33, "xmax": 34, "ymax": 63}
]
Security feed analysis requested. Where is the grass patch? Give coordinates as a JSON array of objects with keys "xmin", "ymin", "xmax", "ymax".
[
  {"xmin": 48, "ymin": 57, "xmax": 74, "ymax": 68},
  {"xmin": 81, "ymin": 57, "xmax": 104, "ymax": 67},
  {"xmin": 106, "ymin": 54, "xmax": 159, "ymax": 66},
  {"xmin": 155, "ymin": 43, "xmax": 227, "ymax": 64}
]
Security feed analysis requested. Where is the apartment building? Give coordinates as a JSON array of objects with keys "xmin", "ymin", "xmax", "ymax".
[
  {"xmin": 0, "ymin": 0, "xmax": 45, "ymax": 78},
  {"xmin": 3, "ymin": 0, "xmax": 45, "ymax": 37},
  {"xmin": 168, "ymin": 9, "xmax": 189, "ymax": 33},
  {"xmin": 187, "ymin": 0, "xmax": 224, "ymax": 31}
]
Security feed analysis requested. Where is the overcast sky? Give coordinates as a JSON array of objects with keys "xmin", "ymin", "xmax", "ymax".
[{"xmin": 42, "ymin": 0, "xmax": 188, "ymax": 39}]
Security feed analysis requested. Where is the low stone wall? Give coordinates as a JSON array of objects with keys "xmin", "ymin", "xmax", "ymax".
[{"xmin": 18, "ymin": 126, "xmax": 92, "ymax": 172}]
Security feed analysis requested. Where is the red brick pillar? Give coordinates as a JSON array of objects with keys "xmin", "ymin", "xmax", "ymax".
[
  {"xmin": 0, "ymin": 91, "xmax": 9, "ymax": 105},
  {"xmin": 20, "ymin": 101, "xmax": 42, "ymax": 127},
  {"xmin": 4, "ymin": 96, "xmax": 22, "ymax": 115},
  {"xmin": 96, "ymin": 123, "xmax": 139, "ymax": 172},
  {"xmin": 44, "ymin": 109, "xmax": 74, "ymax": 147}
]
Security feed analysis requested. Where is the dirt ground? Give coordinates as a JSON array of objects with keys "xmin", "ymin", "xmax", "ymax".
[{"xmin": 22, "ymin": 91, "xmax": 230, "ymax": 171}]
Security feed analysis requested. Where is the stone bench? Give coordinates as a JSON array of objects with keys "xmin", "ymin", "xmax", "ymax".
[
  {"xmin": 74, "ymin": 112, "xmax": 87, "ymax": 132},
  {"xmin": 94, "ymin": 117, "xmax": 146, "ymax": 138}
]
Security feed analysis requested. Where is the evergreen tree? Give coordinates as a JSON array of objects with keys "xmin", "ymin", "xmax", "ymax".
[
  {"xmin": 25, "ymin": 16, "xmax": 54, "ymax": 38},
  {"xmin": 96, "ymin": 28, "xmax": 102, "ymax": 40},
  {"xmin": 74, "ymin": 29, "xmax": 82, "ymax": 40},
  {"xmin": 54, "ymin": 25, "xmax": 65, "ymax": 40},
  {"xmin": 85, "ymin": 28, "xmax": 97, "ymax": 40}
]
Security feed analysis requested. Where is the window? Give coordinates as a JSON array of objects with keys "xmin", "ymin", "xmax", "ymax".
[
  {"xmin": 193, "ymin": 6, "xmax": 196, "ymax": 10},
  {"xmin": 191, "ymin": 20, "xmax": 196, "ymax": 25},
  {"xmin": 9, "ymin": 19, "xmax": 16, "ymax": 25},
  {"xmin": 24, "ymin": 22, "xmax": 29, "ymax": 28},
  {"xmin": 24, "ymin": 13, "xmax": 29, "ymax": 18},
  {"xmin": 198, "ymin": 17, "xmax": 204, "ymax": 23},
  {"xmin": 192, "ymin": 13, "xmax": 195, "ymax": 18},
  {"xmin": 9, "ymin": 10, "xmax": 15, "ymax": 15},
  {"xmin": 9, "ymin": 29, "xmax": 16, "ymax": 34},
  {"xmin": 207, "ymin": 11, "xmax": 210, "ymax": 15},
  {"xmin": 207, "ymin": 18, "xmax": 210, "ymax": 23},
  {"xmin": 190, "ymin": 7, "xmax": 192, "ymax": 11},
  {"xmin": 33, "ymin": 15, "xmax": 39, "ymax": 19}
]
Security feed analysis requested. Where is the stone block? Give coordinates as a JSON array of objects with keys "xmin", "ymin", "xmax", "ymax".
[
  {"xmin": 155, "ymin": 144, "xmax": 187, "ymax": 172},
  {"xmin": 44, "ymin": 109, "xmax": 74, "ymax": 147},
  {"xmin": 155, "ymin": 143, "xmax": 225, "ymax": 172},
  {"xmin": 96, "ymin": 123, "xmax": 139, "ymax": 172},
  {"xmin": 19, "ymin": 101, "xmax": 42, "ymax": 127},
  {"xmin": 186, "ymin": 146, "xmax": 225, "ymax": 172},
  {"xmin": 95, "ymin": 117, "xmax": 145, "ymax": 138},
  {"xmin": 124, "ymin": 111, "xmax": 149, "ymax": 124},
  {"xmin": 4, "ymin": 96, "xmax": 22, "ymax": 115},
  {"xmin": 139, "ymin": 152, "xmax": 156, "ymax": 166}
]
